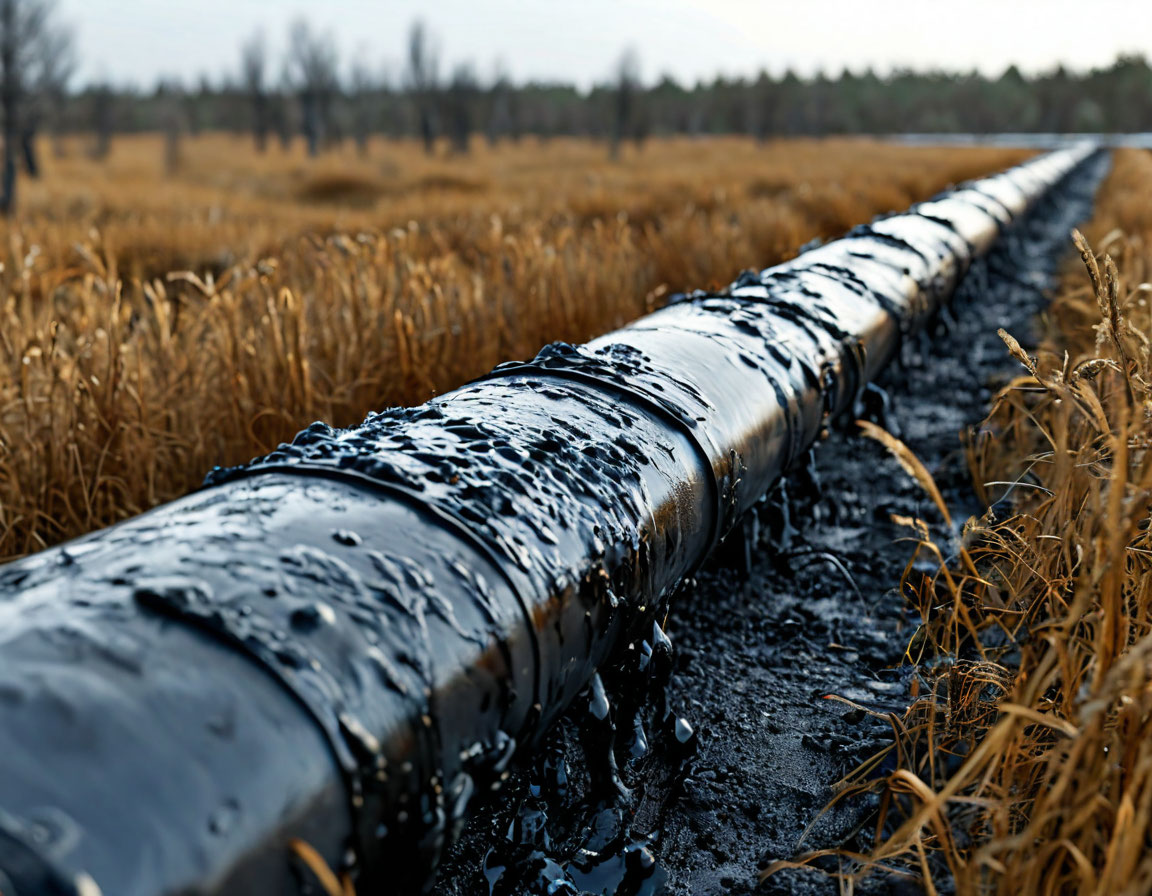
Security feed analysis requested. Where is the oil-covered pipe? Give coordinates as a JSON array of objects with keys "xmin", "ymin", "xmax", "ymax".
[{"xmin": 0, "ymin": 144, "xmax": 1097, "ymax": 896}]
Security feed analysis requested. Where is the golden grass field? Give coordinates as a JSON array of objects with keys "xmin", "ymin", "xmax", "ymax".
[
  {"xmin": 0, "ymin": 134, "xmax": 1032, "ymax": 559},
  {"xmin": 774, "ymin": 148, "xmax": 1152, "ymax": 893}
]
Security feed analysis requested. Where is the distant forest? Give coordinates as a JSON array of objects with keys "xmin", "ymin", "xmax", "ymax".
[
  {"xmin": 66, "ymin": 41, "xmax": 1152, "ymax": 155},
  {"xmin": 5, "ymin": 3, "xmax": 1152, "ymax": 196}
]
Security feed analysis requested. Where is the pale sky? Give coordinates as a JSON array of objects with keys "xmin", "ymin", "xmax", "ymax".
[{"xmin": 57, "ymin": 0, "xmax": 1152, "ymax": 90}]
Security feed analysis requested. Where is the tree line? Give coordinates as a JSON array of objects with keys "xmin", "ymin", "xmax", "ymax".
[
  {"xmin": 92, "ymin": 43, "xmax": 1152, "ymax": 151},
  {"xmin": 3, "ymin": 0, "xmax": 1152, "ymax": 213}
]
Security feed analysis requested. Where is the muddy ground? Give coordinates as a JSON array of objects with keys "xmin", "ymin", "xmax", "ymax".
[{"xmin": 432, "ymin": 153, "xmax": 1108, "ymax": 896}]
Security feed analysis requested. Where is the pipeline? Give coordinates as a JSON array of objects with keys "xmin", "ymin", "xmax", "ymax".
[{"xmin": 0, "ymin": 144, "xmax": 1098, "ymax": 896}]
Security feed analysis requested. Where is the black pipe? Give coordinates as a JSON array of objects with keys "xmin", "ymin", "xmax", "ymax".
[{"xmin": 0, "ymin": 144, "xmax": 1097, "ymax": 896}]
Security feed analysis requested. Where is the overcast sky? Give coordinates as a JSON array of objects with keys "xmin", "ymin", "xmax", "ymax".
[{"xmin": 57, "ymin": 0, "xmax": 1152, "ymax": 89}]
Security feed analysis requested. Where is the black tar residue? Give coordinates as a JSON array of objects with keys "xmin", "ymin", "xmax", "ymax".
[{"xmin": 431, "ymin": 152, "xmax": 1108, "ymax": 896}]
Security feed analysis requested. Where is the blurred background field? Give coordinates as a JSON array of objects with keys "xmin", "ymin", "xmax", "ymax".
[
  {"xmin": 0, "ymin": 134, "xmax": 1029, "ymax": 558},
  {"xmin": 11, "ymin": 134, "xmax": 1028, "ymax": 282}
]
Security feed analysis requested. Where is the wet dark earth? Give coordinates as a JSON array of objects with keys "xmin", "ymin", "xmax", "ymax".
[{"xmin": 432, "ymin": 153, "xmax": 1108, "ymax": 896}]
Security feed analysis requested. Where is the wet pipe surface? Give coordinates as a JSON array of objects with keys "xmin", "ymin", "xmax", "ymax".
[{"xmin": 0, "ymin": 145, "xmax": 1097, "ymax": 896}]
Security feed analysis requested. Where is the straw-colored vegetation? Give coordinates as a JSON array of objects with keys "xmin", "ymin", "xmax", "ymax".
[
  {"xmin": 769, "ymin": 148, "xmax": 1152, "ymax": 893},
  {"xmin": 0, "ymin": 134, "xmax": 1028, "ymax": 559}
]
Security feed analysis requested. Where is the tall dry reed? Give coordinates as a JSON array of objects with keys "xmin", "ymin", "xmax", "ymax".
[
  {"xmin": 767, "ymin": 148, "xmax": 1152, "ymax": 895},
  {"xmin": 0, "ymin": 135, "xmax": 1029, "ymax": 558}
]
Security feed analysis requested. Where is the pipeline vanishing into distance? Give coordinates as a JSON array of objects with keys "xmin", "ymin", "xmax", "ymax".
[{"xmin": 0, "ymin": 143, "xmax": 1098, "ymax": 896}]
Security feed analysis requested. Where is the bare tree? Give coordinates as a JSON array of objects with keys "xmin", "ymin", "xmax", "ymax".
[
  {"xmin": 444, "ymin": 62, "xmax": 477, "ymax": 154},
  {"xmin": 486, "ymin": 60, "xmax": 518, "ymax": 146},
  {"xmin": 156, "ymin": 78, "xmax": 185, "ymax": 176},
  {"xmin": 348, "ymin": 56, "xmax": 375, "ymax": 157},
  {"xmin": 0, "ymin": 0, "xmax": 73, "ymax": 213},
  {"xmin": 404, "ymin": 20, "xmax": 438, "ymax": 155},
  {"xmin": 25, "ymin": 14, "xmax": 71, "ymax": 169},
  {"xmin": 609, "ymin": 48, "xmax": 640, "ymax": 161},
  {"xmin": 286, "ymin": 20, "xmax": 338, "ymax": 156},
  {"xmin": 89, "ymin": 81, "xmax": 113, "ymax": 160},
  {"xmin": 240, "ymin": 30, "xmax": 269, "ymax": 152}
]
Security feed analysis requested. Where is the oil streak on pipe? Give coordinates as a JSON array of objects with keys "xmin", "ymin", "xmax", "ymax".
[{"xmin": 0, "ymin": 144, "xmax": 1097, "ymax": 896}]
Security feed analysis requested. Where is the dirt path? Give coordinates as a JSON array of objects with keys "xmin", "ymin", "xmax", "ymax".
[{"xmin": 433, "ymin": 153, "xmax": 1109, "ymax": 896}]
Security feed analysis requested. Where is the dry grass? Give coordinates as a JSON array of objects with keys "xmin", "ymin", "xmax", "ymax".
[
  {"xmin": 766, "ymin": 148, "xmax": 1152, "ymax": 893},
  {"xmin": 0, "ymin": 134, "xmax": 1029, "ymax": 559}
]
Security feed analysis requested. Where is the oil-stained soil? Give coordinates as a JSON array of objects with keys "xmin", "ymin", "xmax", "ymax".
[{"xmin": 432, "ymin": 153, "xmax": 1108, "ymax": 896}]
